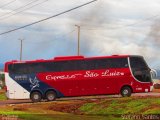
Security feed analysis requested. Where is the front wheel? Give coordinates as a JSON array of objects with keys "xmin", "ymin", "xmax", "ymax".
[
  {"xmin": 120, "ymin": 87, "xmax": 132, "ymax": 97},
  {"xmin": 30, "ymin": 91, "xmax": 42, "ymax": 102}
]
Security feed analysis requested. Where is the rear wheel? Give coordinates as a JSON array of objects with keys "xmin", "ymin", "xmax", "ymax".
[
  {"xmin": 120, "ymin": 87, "xmax": 132, "ymax": 97},
  {"xmin": 46, "ymin": 91, "xmax": 56, "ymax": 101},
  {"xmin": 30, "ymin": 91, "xmax": 42, "ymax": 102}
]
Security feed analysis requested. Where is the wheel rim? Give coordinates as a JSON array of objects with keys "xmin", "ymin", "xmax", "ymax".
[
  {"xmin": 123, "ymin": 89, "xmax": 129, "ymax": 95},
  {"xmin": 33, "ymin": 94, "xmax": 39, "ymax": 100},
  {"xmin": 48, "ymin": 94, "xmax": 54, "ymax": 101}
]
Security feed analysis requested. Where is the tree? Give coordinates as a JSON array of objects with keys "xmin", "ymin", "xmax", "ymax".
[{"xmin": 0, "ymin": 74, "xmax": 5, "ymax": 88}]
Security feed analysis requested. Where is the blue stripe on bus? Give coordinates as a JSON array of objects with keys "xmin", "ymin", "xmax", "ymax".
[{"xmin": 9, "ymin": 74, "xmax": 64, "ymax": 98}]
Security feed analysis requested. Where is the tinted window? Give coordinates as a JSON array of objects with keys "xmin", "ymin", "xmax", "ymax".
[
  {"xmin": 130, "ymin": 56, "xmax": 151, "ymax": 82},
  {"xmin": 8, "ymin": 58, "xmax": 128, "ymax": 74},
  {"xmin": 130, "ymin": 57, "xmax": 148, "ymax": 69}
]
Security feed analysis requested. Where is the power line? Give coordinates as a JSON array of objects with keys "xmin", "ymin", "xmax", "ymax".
[
  {"xmin": 81, "ymin": 13, "xmax": 160, "ymax": 31},
  {"xmin": 0, "ymin": 0, "xmax": 42, "ymax": 19},
  {"xmin": 0, "ymin": 0, "xmax": 49, "ymax": 21},
  {"xmin": 0, "ymin": 0, "xmax": 16, "ymax": 9},
  {"xmin": 0, "ymin": 0, "xmax": 98, "ymax": 36}
]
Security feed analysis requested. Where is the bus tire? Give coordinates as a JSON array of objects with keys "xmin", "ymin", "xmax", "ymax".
[
  {"xmin": 46, "ymin": 91, "xmax": 56, "ymax": 101},
  {"xmin": 120, "ymin": 86, "xmax": 132, "ymax": 97},
  {"xmin": 30, "ymin": 91, "xmax": 42, "ymax": 102}
]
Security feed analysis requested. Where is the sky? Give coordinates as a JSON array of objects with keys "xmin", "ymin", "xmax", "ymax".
[{"xmin": 0, "ymin": 0, "xmax": 160, "ymax": 69}]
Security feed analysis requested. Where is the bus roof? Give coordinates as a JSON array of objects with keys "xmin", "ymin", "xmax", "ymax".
[{"xmin": 6, "ymin": 55, "xmax": 131, "ymax": 64}]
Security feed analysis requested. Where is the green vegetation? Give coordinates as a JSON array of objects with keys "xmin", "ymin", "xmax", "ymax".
[
  {"xmin": 0, "ymin": 111, "xmax": 113, "ymax": 120},
  {"xmin": 0, "ymin": 74, "xmax": 5, "ymax": 88},
  {"xmin": 0, "ymin": 96, "xmax": 160, "ymax": 120},
  {"xmin": 80, "ymin": 97, "xmax": 160, "ymax": 115},
  {"xmin": 0, "ymin": 104, "xmax": 112, "ymax": 120},
  {"xmin": 0, "ymin": 92, "xmax": 6, "ymax": 100},
  {"xmin": 0, "ymin": 111, "xmax": 56, "ymax": 120}
]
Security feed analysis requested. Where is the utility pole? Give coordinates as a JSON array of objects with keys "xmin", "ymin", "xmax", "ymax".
[
  {"xmin": 75, "ymin": 25, "xmax": 80, "ymax": 56},
  {"xmin": 19, "ymin": 38, "xmax": 23, "ymax": 61}
]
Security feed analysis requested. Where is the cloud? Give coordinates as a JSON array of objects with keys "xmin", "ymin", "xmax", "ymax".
[{"xmin": 0, "ymin": 0, "xmax": 160, "ymax": 69}]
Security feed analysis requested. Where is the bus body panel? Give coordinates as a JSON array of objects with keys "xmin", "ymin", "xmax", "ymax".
[
  {"xmin": 5, "ymin": 73, "xmax": 30, "ymax": 99},
  {"xmin": 36, "ymin": 68, "xmax": 127, "ymax": 96},
  {"xmin": 7, "ymin": 73, "xmax": 64, "ymax": 99}
]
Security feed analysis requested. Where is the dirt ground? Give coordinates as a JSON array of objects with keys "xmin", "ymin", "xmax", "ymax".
[
  {"xmin": 0, "ymin": 90, "xmax": 159, "ymax": 120},
  {"xmin": 152, "ymin": 88, "xmax": 160, "ymax": 93},
  {"xmin": 0, "ymin": 89, "xmax": 159, "ymax": 116},
  {"xmin": 0, "ymin": 95, "xmax": 159, "ymax": 117}
]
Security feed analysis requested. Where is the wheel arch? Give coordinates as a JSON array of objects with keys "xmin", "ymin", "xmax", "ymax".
[
  {"xmin": 120, "ymin": 85, "xmax": 133, "ymax": 93},
  {"xmin": 44, "ymin": 89, "xmax": 57, "ymax": 98}
]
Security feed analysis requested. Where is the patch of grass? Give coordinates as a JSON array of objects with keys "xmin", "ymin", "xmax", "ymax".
[
  {"xmin": 0, "ymin": 93, "xmax": 6, "ymax": 100},
  {"xmin": 0, "ymin": 111, "xmax": 116, "ymax": 120},
  {"xmin": 152, "ymin": 98, "xmax": 160, "ymax": 104},
  {"xmin": 0, "ymin": 111, "xmax": 56, "ymax": 120},
  {"xmin": 125, "ymin": 99, "xmax": 148, "ymax": 114},
  {"xmin": 0, "ymin": 106, "xmax": 113, "ymax": 120},
  {"xmin": 144, "ymin": 107, "xmax": 160, "ymax": 114},
  {"xmin": 79, "ymin": 97, "xmax": 160, "ymax": 116},
  {"xmin": 18, "ymin": 114, "xmax": 62, "ymax": 120},
  {"xmin": 0, "ymin": 96, "xmax": 160, "ymax": 120},
  {"xmin": 80, "ymin": 103, "xmax": 96, "ymax": 112}
]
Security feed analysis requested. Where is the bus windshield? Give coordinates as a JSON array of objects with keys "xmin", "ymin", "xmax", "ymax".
[{"xmin": 130, "ymin": 56, "xmax": 152, "ymax": 82}]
